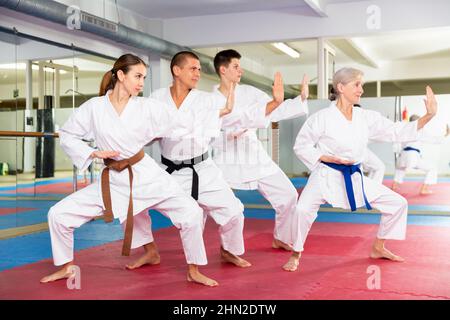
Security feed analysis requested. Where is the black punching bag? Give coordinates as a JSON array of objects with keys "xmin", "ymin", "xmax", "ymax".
[{"xmin": 35, "ymin": 95, "xmax": 55, "ymax": 178}]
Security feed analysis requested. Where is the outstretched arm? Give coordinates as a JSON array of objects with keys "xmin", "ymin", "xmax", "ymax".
[
  {"xmin": 219, "ymin": 82, "xmax": 235, "ymax": 117},
  {"xmin": 265, "ymin": 72, "xmax": 284, "ymax": 115},
  {"xmin": 368, "ymin": 86, "xmax": 437, "ymax": 143},
  {"xmin": 269, "ymin": 73, "xmax": 309, "ymax": 122},
  {"xmin": 300, "ymin": 74, "xmax": 309, "ymax": 102},
  {"xmin": 417, "ymin": 86, "xmax": 437, "ymax": 130}
]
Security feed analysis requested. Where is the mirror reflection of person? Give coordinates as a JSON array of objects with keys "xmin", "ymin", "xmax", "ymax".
[{"xmin": 392, "ymin": 115, "xmax": 449, "ymax": 195}]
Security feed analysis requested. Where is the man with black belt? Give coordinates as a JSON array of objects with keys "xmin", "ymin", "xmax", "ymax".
[{"xmin": 127, "ymin": 51, "xmax": 252, "ymax": 270}]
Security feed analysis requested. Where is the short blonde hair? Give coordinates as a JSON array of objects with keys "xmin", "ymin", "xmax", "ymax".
[{"xmin": 329, "ymin": 67, "xmax": 364, "ymax": 101}]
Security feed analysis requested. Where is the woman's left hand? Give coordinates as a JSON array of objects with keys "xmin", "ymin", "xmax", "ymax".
[{"xmin": 424, "ymin": 85, "xmax": 437, "ymax": 117}]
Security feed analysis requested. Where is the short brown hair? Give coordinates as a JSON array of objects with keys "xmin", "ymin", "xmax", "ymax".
[
  {"xmin": 170, "ymin": 51, "xmax": 200, "ymax": 76},
  {"xmin": 213, "ymin": 49, "xmax": 241, "ymax": 77}
]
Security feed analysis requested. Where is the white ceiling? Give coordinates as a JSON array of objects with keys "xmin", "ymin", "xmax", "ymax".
[
  {"xmin": 349, "ymin": 27, "xmax": 450, "ymax": 61},
  {"xmin": 195, "ymin": 26, "xmax": 450, "ymax": 68},
  {"xmin": 113, "ymin": 0, "xmax": 359, "ymax": 19}
]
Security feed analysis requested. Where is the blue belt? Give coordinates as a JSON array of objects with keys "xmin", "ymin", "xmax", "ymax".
[
  {"xmin": 322, "ymin": 161, "xmax": 372, "ymax": 212},
  {"xmin": 403, "ymin": 146, "xmax": 420, "ymax": 154}
]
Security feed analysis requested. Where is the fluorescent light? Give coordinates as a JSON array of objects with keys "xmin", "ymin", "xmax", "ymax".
[
  {"xmin": 272, "ymin": 42, "xmax": 300, "ymax": 58},
  {"xmin": 0, "ymin": 63, "xmax": 67, "ymax": 74}
]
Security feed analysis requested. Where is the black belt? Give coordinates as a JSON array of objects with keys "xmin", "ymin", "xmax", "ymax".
[{"xmin": 161, "ymin": 152, "xmax": 208, "ymax": 200}]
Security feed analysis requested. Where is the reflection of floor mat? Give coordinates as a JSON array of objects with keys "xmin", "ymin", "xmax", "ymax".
[
  {"xmin": 0, "ymin": 207, "xmax": 35, "ymax": 216},
  {"xmin": 0, "ymin": 181, "xmax": 89, "ymax": 197},
  {"xmin": 382, "ymin": 180, "xmax": 450, "ymax": 206},
  {"xmin": 1, "ymin": 219, "xmax": 449, "ymax": 300},
  {"xmin": 0, "ymin": 200, "xmax": 58, "ymax": 230}
]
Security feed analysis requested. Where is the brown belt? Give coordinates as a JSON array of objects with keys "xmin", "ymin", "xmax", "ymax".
[{"xmin": 101, "ymin": 149, "xmax": 145, "ymax": 256}]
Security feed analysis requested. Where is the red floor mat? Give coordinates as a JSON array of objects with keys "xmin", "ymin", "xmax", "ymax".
[{"xmin": 0, "ymin": 219, "xmax": 449, "ymax": 300}]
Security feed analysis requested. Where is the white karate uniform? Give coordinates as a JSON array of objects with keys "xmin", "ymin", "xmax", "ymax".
[
  {"xmin": 394, "ymin": 140, "xmax": 437, "ymax": 185},
  {"xmin": 49, "ymin": 93, "xmax": 209, "ymax": 266},
  {"xmin": 211, "ymin": 84, "xmax": 308, "ymax": 245},
  {"xmin": 132, "ymin": 87, "xmax": 246, "ymax": 256},
  {"xmin": 292, "ymin": 102, "xmax": 420, "ymax": 252},
  {"xmin": 361, "ymin": 148, "xmax": 386, "ymax": 184}
]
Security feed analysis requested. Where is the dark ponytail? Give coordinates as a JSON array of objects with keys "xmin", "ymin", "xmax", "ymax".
[
  {"xmin": 99, "ymin": 70, "xmax": 114, "ymax": 96},
  {"xmin": 99, "ymin": 54, "xmax": 147, "ymax": 96}
]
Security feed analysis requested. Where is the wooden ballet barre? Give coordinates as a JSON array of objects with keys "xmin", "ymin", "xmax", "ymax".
[
  {"xmin": 0, "ymin": 131, "xmax": 59, "ymax": 138},
  {"xmin": 0, "ymin": 131, "xmax": 95, "ymax": 192}
]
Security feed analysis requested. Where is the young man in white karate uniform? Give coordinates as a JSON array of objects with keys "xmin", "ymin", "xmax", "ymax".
[
  {"xmin": 40, "ymin": 54, "xmax": 222, "ymax": 287},
  {"xmin": 210, "ymin": 49, "xmax": 309, "ymax": 251},
  {"xmin": 127, "ymin": 51, "xmax": 252, "ymax": 270},
  {"xmin": 392, "ymin": 114, "xmax": 440, "ymax": 195},
  {"xmin": 284, "ymin": 67, "xmax": 437, "ymax": 271}
]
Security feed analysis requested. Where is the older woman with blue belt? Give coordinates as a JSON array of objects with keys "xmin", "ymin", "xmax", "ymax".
[{"xmin": 284, "ymin": 67, "xmax": 437, "ymax": 271}]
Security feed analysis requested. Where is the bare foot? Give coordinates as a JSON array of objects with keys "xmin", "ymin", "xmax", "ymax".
[
  {"xmin": 126, "ymin": 251, "xmax": 160, "ymax": 270},
  {"xmin": 220, "ymin": 247, "xmax": 251, "ymax": 268},
  {"xmin": 282, "ymin": 255, "xmax": 300, "ymax": 272},
  {"xmin": 272, "ymin": 238, "xmax": 293, "ymax": 251},
  {"xmin": 40, "ymin": 264, "xmax": 74, "ymax": 283},
  {"xmin": 391, "ymin": 182, "xmax": 399, "ymax": 192},
  {"xmin": 370, "ymin": 246, "xmax": 405, "ymax": 262},
  {"xmin": 420, "ymin": 187, "xmax": 433, "ymax": 195},
  {"xmin": 187, "ymin": 269, "xmax": 218, "ymax": 287}
]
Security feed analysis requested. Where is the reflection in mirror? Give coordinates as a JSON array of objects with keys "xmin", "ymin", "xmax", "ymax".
[{"xmin": 0, "ymin": 30, "xmax": 18, "ymax": 229}]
